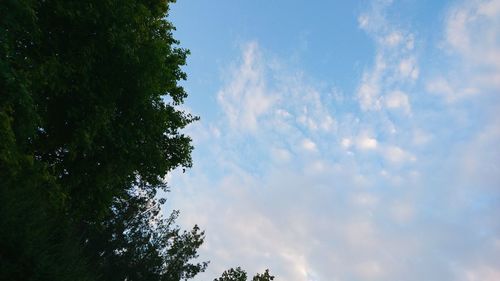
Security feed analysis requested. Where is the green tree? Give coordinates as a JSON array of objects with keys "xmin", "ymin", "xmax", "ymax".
[
  {"xmin": 215, "ymin": 268, "xmax": 275, "ymax": 281},
  {"xmin": 214, "ymin": 267, "xmax": 247, "ymax": 281},
  {"xmin": 252, "ymin": 269, "xmax": 275, "ymax": 281},
  {"xmin": 2, "ymin": 0, "xmax": 197, "ymax": 221},
  {"xmin": 86, "ymin": 189, "xmax": 208, "ymax": 281},
  {"xmin": 1, "ymin": 0, "xmax": 204, "ymax": 280}
]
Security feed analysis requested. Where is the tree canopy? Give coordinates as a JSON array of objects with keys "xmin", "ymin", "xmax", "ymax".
[
  {"xmin": 214, "ymin": 267, "xmax": 275, "ymax": 281},
  {"xmin": 1, "ymin": 0, "xmax": 204, "ymax": 280}
]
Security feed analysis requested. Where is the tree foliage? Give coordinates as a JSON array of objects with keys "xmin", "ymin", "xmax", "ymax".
[
  {"xmin": 215, "ymin": 267, "xmax": 275, "ymax": 281},
  {"xmin": 85, "ymin": 189, "xmax": 208, "ymax": 281},
  {"xmin": 214, "ymin": 267, "xmax": 248, "ymax": 281},
  {"xmin": 251, "ymin": 269, "xmax": 275, "ymax": 281},
  {"xmin": 1, "ymin": 0, "xmax": 205, "ymax": 280}
]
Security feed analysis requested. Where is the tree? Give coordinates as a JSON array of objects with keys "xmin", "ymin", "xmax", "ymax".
[
  {"xmin": 86, "ymin": 189, "xmax": 208, "ymax": 281},
  {"xmin": 215, "ymin": 268, "xmax": 275, "ymax": 281},
  {"xmin": 2, "ymin": 0, "xmax": 197, "ymax": 221},
  {"xmin": 1, "ymin": 0, "xmax": 204, "ymax": 280},
  {"xmin": 252, "ymin": 269, "xmax": 275, "ymax": 281},
  {"xmin": 214, "ymin": 267, "xmax": 247, "ymax": 281}
]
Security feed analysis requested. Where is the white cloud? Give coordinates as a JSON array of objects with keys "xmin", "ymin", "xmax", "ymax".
[
  {"xmin": 382, "ymin": 145, "xmax": 416, "ymax": 164},
  {"xmin": 356, "ymin": 135, "xmax": 378, "ymax": 150},
  {"xmin": 301, "ymin": 138, "xmax": 317, "ymax": 152},
  {"xmin": 351, "ymin": 192, "xmax": 379, "ymax": 208},
  {"xmin": 384, "ymin": 90, "xmax": 411, "ymax": 114},
  {"xmin": 390, "ymin": 201, "xmax": 415, "ymax": 223},
  {"xmin": 167, "ymin": 1, "xmax": 500, "ymax": 280},
  {"xmin": 358, "ymin": 14, "xmax": 370, "ymax": 29},
  {"xmin": 320, "ymin": 115, "xmax": 336, "ymax": 132},
  {"xmin": 357, "ymin": 53, "xmax": 384, "ymax": 111},
  {"xmin": 355, "ymin": 1, "xmax": 419, "ymax": 112},
  {"xmin": 217, "ymin": 42, "xmax": 274, "ymax": 132},
  {"xmin": 356, "ymin": 260, "xmax": 384, "ymax": 280},
  {"xmin": 398, "ymin": 57, "xmax": 419, "ymax": 80},
  {"xmin": 344, "ymin": 219, "xmax": 378, "ymax": 249},
  {"xmin": 295, "ymin": 89, "xmax": 337, "ymax": 133},
  {"xmin": 412, "ymin": 129, "xmax": 432, "ymax": 146},
  {"xmin": 454, "ymin": 115, "xmax": 500, "ymax": 186},
  {"xmin": 426, "ymin": 77, "xmax": 479, "ymax": 102},
  {"xmin": 271, "ymin": 147, "xmax": 292, "ymax": 162},
  {"xmin": 478, "ymin": 0, "xmax": 500, "ymax": 16},
  {"xmin": 426, "ymin": 77, "xmax": 454, "ymax": 99},
  {"xmin": 341, "ymin": 137, "xmax": 352, "ymax": 149},
  {"xmin": 440, "ymin": 0, "xmax": 500, "ymax": 95},
  {"xmin": 275, "ymin": 108, "xmax": 292, "ymax": 119},
  {"xmin": 384, "ymin": 31, "xmax": 403, "ymax": 47},
  {"xmin": 446, "ymin": 0, "xmax": 500, "ymax": 67},
  {"xmin": 460, "ymin": 266, "xmax": 500, "ymax": 281}
]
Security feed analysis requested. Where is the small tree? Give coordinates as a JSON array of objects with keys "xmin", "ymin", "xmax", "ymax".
[
  {"xmin": 252, "ymin": 269, "xmax": 275, "ymax": 281},
  {"xmin": 215, "ymin": 268, "xmax": 275, "ymax": 281}
]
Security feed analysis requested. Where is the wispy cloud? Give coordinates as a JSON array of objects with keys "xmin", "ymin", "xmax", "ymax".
[
  {"xmin": 428, "ymin": 0, "xmax": 500, "ymax": 102},
  {"xmin": 356, "ymin": 0, "xmax": 419, "ymax": 112},
  {"xmin": 217, "ymin": 42, "xmax": 275, "ymax": 133},
  {"xmin": 167, "ymin": 1, "xmax": 500, "ymax": 280}
]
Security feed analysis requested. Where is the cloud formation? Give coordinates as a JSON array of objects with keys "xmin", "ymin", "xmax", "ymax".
[
  {"xmin": 217, "ymin": 42, "xmax": 275, "ymax": 133},
  {"xmin": 167, "ymin": 1, "xmax": 500, "ymax": 280}
]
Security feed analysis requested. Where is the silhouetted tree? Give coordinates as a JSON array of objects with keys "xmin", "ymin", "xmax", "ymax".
[
  {"xmin": 86, "ymin": 189, "xmax": 208, "ymax": 281},
  {"xmin": 252, "ymin": 269, "xmax": 275, "ymax": 281},
  {"xmin": 215, "ymin": 268, "xmax": 274, "ymax": 281},
  {"xmin": 1, "ymin": 0, "xmax": 203, "ymax": 280}
]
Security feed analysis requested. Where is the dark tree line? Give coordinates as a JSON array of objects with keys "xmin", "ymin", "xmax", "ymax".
[{"xmin": 0, "ymin": 0, "xmax": 273, "ymax": 280}]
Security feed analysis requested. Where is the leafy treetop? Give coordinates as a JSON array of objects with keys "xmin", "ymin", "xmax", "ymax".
[{"xmin": 215, "ymin": 267, "xmax": 275, "ymax": 281}]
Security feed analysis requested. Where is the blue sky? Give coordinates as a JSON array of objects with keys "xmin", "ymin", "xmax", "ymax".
[{"xmin": 164, "ymin": 1, "xmax": 500, "ymax": 280}]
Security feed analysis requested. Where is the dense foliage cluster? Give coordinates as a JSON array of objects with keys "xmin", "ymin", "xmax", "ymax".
[
  {"xmin": 214, "ymin": 267, "xmax": 275, "ymax": 281},
  {"xmin": 1, "ymin": 0, "xmax": 205, "ymax": 280}
]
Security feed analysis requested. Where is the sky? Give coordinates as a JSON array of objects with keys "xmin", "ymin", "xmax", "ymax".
[{"xmin": 163, "ymin": 0, "xmax": 500, "ymax": 280}]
